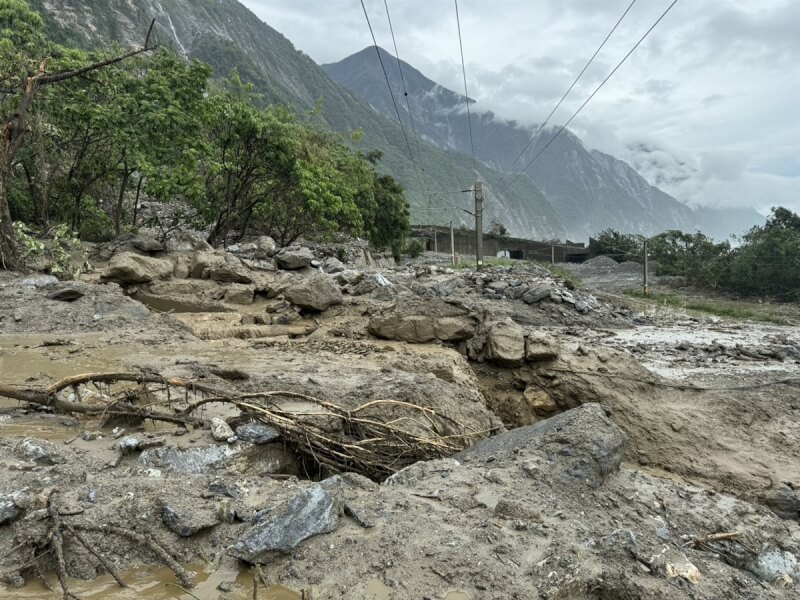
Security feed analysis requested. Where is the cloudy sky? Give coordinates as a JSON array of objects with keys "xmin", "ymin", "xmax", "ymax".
[{"xmin": 240, "ymin": 0, "xmax": 799, "ymax": 214}]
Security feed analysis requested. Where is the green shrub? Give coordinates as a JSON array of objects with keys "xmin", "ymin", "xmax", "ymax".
[{"xmin": 404, "ymin": 239, "xmax": 425, "ymax": 258}]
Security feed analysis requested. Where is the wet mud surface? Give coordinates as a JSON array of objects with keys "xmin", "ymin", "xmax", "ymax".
[{"xmin": 1, "ymin": 248, "xmax": 798, "ymax": 598}]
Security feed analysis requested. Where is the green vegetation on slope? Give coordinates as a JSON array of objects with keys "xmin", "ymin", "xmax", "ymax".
[
  {"xmin": 28, "ymin": 0, "xmax": 565, "ymax": 238},
  {"xmin": 1, "ymin": 0, "xmax": 411, "ymax": 267}
]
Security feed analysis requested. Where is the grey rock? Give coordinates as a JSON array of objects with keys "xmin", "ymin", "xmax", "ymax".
[
  {"xmin": 322, "ymin": 257, "xmax": 346, "ymax": 273},
  {"xmin": 525, "ymin": 332, "xmax": 560, "ymax": 362},
  {"xmin": 0, "ymin": 494, "xmax": 21, "ymax": 525},
  {"xmin": 368, "ymin": 314, "xmax": 475, "ymax": 343},
  {"xmin": 139, "ymin": 445, "xmax": 239, "ymax": 475},
  {"xmin": 101, "ymin": 252, "xmax": 174, "ymax": 284},
  {"xmin": 208, "ymin": 480, "xmax": 242, "ymax": 499},
  {"xmin": 229, "ymin": 484, "xmax": 339, "ymax": 561},
  {"xmin": 16, "ymin": 438, "xmax": 65, "ymax": 465},
  {"xmin": 765, "ymin": 484, "xmax": 800, "ymax": 520},
  {"xmin": 190, "ymin": 252, "xmax": 252, "ymax": 284},
  {"xmin": 130, "ymin": 235, "xmax": 163, "ymax": 253},
  {"xmin": 20, "ymin": 275, "xmax": 59, "ymax": 288},
  {"xmin": 224, "ymin": 284, "xmax": 255, "ymax": 305},
  {"xmin": 488, "ymin": 281, "xmax": 509, "ymax": 293},
  {"xmin": 456, "ymin": 404, "xmax": 626, "ymax": 488},
  {"xmin": 522, "ymin": 284, "xmax": 552, "ymax": 304},
  {"xmin": 118, "ymin": 437, "xmax": 140, "ymax": 455},
  {"xmin": 750, "ymin": 549, "xmax": 799, "ymax": 582},
  {"xmin": 47, "ymin": 287, "xmax": 84, "ymax": 302},
  {"xmin": 256, "ymin": 236, "xmax": 277, "ymax": 257},
  {"xmin": 235, "ymin": 423, "xmax": 280, "ymax": 444},
  {"xmin": 210, "ymin": 417, "xmax": 235, "ymax": 442},
  {"xmin": 165, "ymin": 231, "xmax": 213, "ymax": 253},
  {"xmin": 275, "ymin": 246, "xmax": 314, "ymax": 270},
  {"xmin": 283, "ymin": 274, "xmax": 343, "ymax": 311},
  {"xmin": 333, "ymin": 269, "xmax": 363, "ymax": 285},
  {"xmin": 161, "ymin": 501, "xmax": 219, "ymax": 537},
  {"xmin": 485, "ymin": 320, "xmax": 526, "ymax": 367},
  {"xmin": 575, "ymin": 300, "xmax": 591, "ymax": 313}
]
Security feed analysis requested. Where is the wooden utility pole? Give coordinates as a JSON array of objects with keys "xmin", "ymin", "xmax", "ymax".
[
  {"xmin": 551, "ymin": 245, "xmax": 555, "ymax": 265},
  {"xmin": 474, "ymin": 181, "xmax": 483, "ymax": 269},
  {"xmin": 450, "ymin": 220, "xmax": 456, "ymax": 266},
  {"xmin": 643, "ymin": 239, "xmax": 649, "ymax": 297}
]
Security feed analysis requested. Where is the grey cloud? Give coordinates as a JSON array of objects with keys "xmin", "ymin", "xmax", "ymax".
[{"xmin": 240, "ymin": 0, "xmax": 800, "ymax": 211}]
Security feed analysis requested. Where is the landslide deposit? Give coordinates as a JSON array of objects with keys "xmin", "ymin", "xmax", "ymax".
[{"xmin": 0, "ymin": 237, "xmax": 798, "ymax": 600}]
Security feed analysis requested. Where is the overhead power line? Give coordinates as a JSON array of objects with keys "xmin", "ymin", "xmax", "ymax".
[
  {"xmin": 383, "ymin": 0, "xmax": 424, "ymax": 167},
  {"xmin": 503, "ymin": 0, "xmax": 680, "ymax": 195},
  {"xmin": 359, "ymin": 0, "xmax": 425, "ymax": 191},
  {"xmin": 454, "ymin": 0, "xmax": 477, "ymax": 172},
  {"xmin": 501, "ymin": 0, "xmax": 639, "ymax": 179}
]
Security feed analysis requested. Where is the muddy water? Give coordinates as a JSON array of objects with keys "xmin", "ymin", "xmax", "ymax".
[
  {"xmin": 0, "ymin": 334, "xmax": 121, "ymax": 388},
  {"xmin": 0, "ymin": 416, "xmax": 78, "ymax": 441},
  {"xmin": 365, "ymin": 578, "xmax": 469, "ymax": 599},
  {"xmin": 2, "ymin": 564, "xmax": 301, "ymax": 599}
]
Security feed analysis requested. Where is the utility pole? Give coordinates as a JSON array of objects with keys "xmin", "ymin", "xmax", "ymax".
[
  {"xmin": 474, "ymin": 181, "xmax": 483, "ymax": 269},
  {"xmin": 434, "ymin": 229, "xmax": 438, "ymax": 253},
  {"xmin": 551, "ymin": 245, "xmax": 555, "ymax": 265},
  {"xmin": 450, "ymin": 220, "xmax": 456, "ymax": 267},
  {"xmin": 643, "ymin": 239, "xmax": 649, "ymax": 297}
]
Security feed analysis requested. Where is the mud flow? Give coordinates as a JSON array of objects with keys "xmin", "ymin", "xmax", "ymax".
[{"xmin": 0, "ymin": 246, "xmax": 798, "ymax": 599}]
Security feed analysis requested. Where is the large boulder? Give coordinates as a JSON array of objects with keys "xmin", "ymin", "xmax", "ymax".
[
  {"xmin": 275, "ymin": 246, "xmax": 315, "ymax": 270},
  {"xmin": 525, "ymin": 331, "xmax": 560, "ymax": 362},
  {"xmin": 368, "ymin": 314, "xmax": 476, "ymax": 344},
  {"xmin": 457, "ymin": 403, "xmax": 626, "ymax": 488},
  {"xmin": 101, "ymin": 252, "xmax": 174, "ymax": 284},
  {"xmin": 164, "ymin": 231, "xmax": 213, "ymax": 253},
  {"xmin": 256, "ymin": 236, "xmax": 277, "ymax": 257},
  {"xmin": 485, "ymin": 320, "xmax": 526, "ymax": 367},
  {"xmin": 139, "ymin": 445, "xmax": 239, "ymax": 475},
  {"xmin": 283, "ymin": 274, "xmax": 343, "ymax": 312},
  {"xmin": 228, "ymin": 484, "xmax": 339, "ymax": 562},
  {"xmin": 190, "ymin": 251, "xmax": 252, "ymax": 284},
  {"xmin": 130, "ymin": 235, "xmax": 163, "ymax": 253},
  {"xmin": 522, "ymin": 283, "xmax": 553, "ymax": 304}
]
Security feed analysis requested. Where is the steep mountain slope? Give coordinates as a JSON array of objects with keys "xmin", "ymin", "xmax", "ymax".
[
  {"xmin": 324, "ymin": 47, "xmax": 761, "ymax": 240},
  {"xmin": 30, "ymin": 0, "xmax": 566, "ymax": 240}
]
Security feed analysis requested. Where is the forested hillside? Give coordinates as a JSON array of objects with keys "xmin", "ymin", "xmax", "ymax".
[
  {"xmin": 29, "ymin": 0, "xmax": 565, "ymax": 239},
  {"xmin": 0, "ymin": 0, "xmax": 415, "ymax": 269}
]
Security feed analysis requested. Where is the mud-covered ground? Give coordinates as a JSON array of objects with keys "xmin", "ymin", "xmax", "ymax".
[{"xmin": 0, "ymin": 239, "xmax": 798, "ymax": 599}]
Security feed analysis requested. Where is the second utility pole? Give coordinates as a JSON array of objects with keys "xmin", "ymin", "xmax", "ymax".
[{"xmin": 474, "ymin": 181, "xmax": 483, "ymax": 269}]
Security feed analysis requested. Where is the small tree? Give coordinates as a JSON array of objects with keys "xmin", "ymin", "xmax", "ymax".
[
  {"xmin": 725, "ymin": 207, "xmax": 800, "ymax": 299},
  {"xmin": 488, "ymin": 219, "xmax": 509, "ymax": 238},
  {"xmin": 591, "ymin": 228, "xmax": 643, "ymax": 262}
]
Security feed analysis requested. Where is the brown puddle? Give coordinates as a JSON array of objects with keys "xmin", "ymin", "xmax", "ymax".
[
  {"xmin": 0, "ymin": 417, "xmax": 78, "ymax": 441},
  {"xmin": 0, "ymin": 334, "xmax": 120, "ymax": 388},
  {"xmin": 1, "ymin": 564, "xmax": 301, "ymax": 599},
  {"xmin": 365, "ymin": 578, "xmax": 469, "ymax": 599}
]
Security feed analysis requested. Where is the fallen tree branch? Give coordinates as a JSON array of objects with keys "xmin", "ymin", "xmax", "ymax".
[
  {"xmin": 70, "ymin": 523, "xmax": 193, "ymax": 588},
  {"xmin": 0, "ymin": 371, "xmax": 485, "ymax": 479},
  {"xmin": 682, "ymin": 531, "xmax": 741, "ymax": 548}
]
